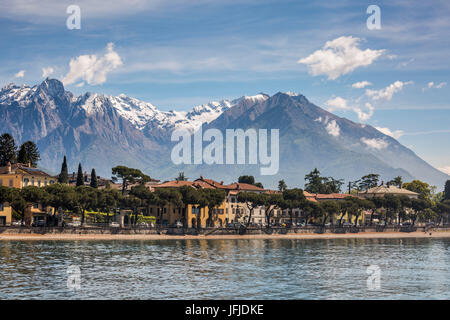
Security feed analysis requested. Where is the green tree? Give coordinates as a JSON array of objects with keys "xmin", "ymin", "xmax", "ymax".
[
  {"xmin": 388, "ymin": 176, "xmax": 403, "ymax": 188},
  {"xmin": 112, "ymin": 166, "xmax": 151, "ymax": 195},
  {"xmin": 282, "ymin": 188, "xmax": 306, "ymax": 226},
  {"xmin": 302, "ymin": 201, "xmax": 323, "ymax": 225},
  {"xmin": 58, "ymin": 156, "xmax": 69, "ymax": 184},
  {"xmin": 368, "ymin": 197, "xmax": 385, "ymax": 226},
  {"xmin": 358, "ymin": 174, "xmax": 380, "ymax": 191},
  {"xmin": 97, "ymin": 188, "xmax": 122, "ymax": 223},
  {"xmin": 444, "ymin": 180, "xmax": 450, "ymax": 201},
  {"xmin": 129, "ymin": 184, "xmax": 158, "ymax": 225},
  {"xmin": 0, "ymin": 186, "xmax": 26, "ymax": 223},
  {"xmin": 410, "ymin": 198, "xmax": 431, "ymax": 226},
  {"xmin": 237, "ymin": 192, "xmax": 264, "ymax": 227},
  {"xmin": 75, "ymin": 186, "xmax": 98, "ymax": 225},
  {"xmin": 304, "ymin": 168, "xmax": 343, "ymax": 194},
  {"xmin": 320, "ymin": 200, "xmax": 340, "ymax": 227},
  {"xmin": 304, "ymin": 168, "xmax": 323, "ymax": 193},
  {"xmin": 259, "ymin": 193, "xmax": 283, "ymax": 228},
  {"xmin": 44, "ymin": 183, "xmax": 78, "ymax": 215},
  {"xmin": 383, "ymin": 194, "xmax": 401, "ymax": 226},
  {"xmin": 0, "ymin": 133, "xmax": 18, "ymax": 166},
  {"xmin": 202, "ymin": 189, "xmax": 226, "ymax": 227},
  {"xmin": 76, "ymin": 163, "xmax": 84, "ymax": 187},
  {"xmin": 179, "ymin": 186, "xmax": 203, "ymax": 228},
  {"xmin": 17, "ymin": 141, "xmax": 40, "ymax": 167},
  {"xmin": 175, "ymin": 172, "xmax": 187, "ymax": 181},
  {"xmin": 153, "ymin": 188, "xmax": 183, "ymax": 226},
  {"xmin": 403, "ymin": 180, "xmax": 433, "ymax": 201},
  {"xmin": 278, "ymin": 180, "xmax": 287, "ymax": 192},
  {"xmin": 90, "ymin": 168, "xmax": 98, "ymax": 188},
  {"xmin": 238, "ymin": 175, "xmax": 255, "ymax": 185},
  {"xmin": 433, "ymin": 202, "xmax": 450, "ymax": 226}
]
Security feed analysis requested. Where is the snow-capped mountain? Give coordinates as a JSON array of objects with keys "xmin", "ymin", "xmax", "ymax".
[{"xmin": 1, "ymin": 78, "xmax": 448, "ymax": 188}]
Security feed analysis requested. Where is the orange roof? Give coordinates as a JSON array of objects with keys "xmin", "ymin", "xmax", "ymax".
[
  {"xmin": 152, "ymin": 180, "xmax": 215, "ymax": 189},
  {"xmin": 303, "ymin": 191, "xmax": 315, "ymax": 197},
  {"xmin": 194, "ymin": 177, "xmax": 226, "ymax": 188},
  {"xmin": 264, "ymin": 189, "xmax": 282, "ymax": 194},
  {"xmin": 314, "ymin": 193, "xmax": 358, "ymax": 200},
  {"xmin": 222, "ymin": 182, "xmax": 265, "ymax": 191}
]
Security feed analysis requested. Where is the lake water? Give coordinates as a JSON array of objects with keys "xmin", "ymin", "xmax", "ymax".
[{"xmin": 0, "ymin": 238, "xmax": 449, "ymax": 299}]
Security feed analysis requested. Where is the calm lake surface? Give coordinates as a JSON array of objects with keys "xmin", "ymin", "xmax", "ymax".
[{"xmin": 0, "ymin": 238, "xmax": 449, "ymax": 299}]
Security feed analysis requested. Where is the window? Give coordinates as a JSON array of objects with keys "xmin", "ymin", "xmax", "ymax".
[
  {"xmin": 33, "ymin": 203, "xmax": 39, "ymax": 209},
  {"xmin": 9, "ymin": 179, "xmax": 13, "ymax": 187},
  {"xmin": 0, "ymin": 179, "xmax": 2, "ymax": 186},
  {"xmin": 0, "ymin": 203, "xmax": 4, "ymax": 211},
  {"xmin": 44, "ymin": 180, "xmax": 48, "ymax": 186},
  {"xmin": 50, "ymin": 180, "xmax": 55, "ymax": 184},
  {"xmin": 38, "ymin": 180, "xmax": 41, "ymax": 187},
  {"xmin": 24, "ymin": 178, "xmax": 29, "ymax": 187}
]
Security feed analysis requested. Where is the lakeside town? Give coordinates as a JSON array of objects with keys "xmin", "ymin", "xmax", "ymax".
[{"xmin": 1, "ymin": 133, "xmax": 450, "ymax": 236}]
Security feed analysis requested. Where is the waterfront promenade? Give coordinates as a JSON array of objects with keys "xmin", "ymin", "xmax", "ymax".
[{"xmin": 1, "ymin": 228, "xmax": 450, "ymax": 241}]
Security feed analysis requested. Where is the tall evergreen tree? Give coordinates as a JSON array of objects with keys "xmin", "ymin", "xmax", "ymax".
[
  {"xmin": 444, "ymin": 180, "xmax": 450, "ymax": 201},
  {"xmin": 76, "ymin": 163, "xmax": 84, "ymax": 187},
  {"xmin": 58, "ymin": 156, "xmax": 69, "ymax": 184},
  {"xmin": 278, "ymin": 180, "xmax": 287, "ymax": 192},
  {"xmin": 0, "ymin": 133, "xmax": 18, "ymax": 166},
  {"xmin": 90, "ymin": 168, "xmax": 98, "ymax": 188},
  {"xmin": 17, "ymin": 141, "xmax": 41, "ymax": 167}
]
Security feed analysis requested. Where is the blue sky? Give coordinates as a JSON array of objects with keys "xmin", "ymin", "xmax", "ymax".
[{"xmin": 0, "ymin": 0, "xmax": 449, "ymax": 174}]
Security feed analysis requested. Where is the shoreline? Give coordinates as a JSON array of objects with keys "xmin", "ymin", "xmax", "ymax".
[{"xmin": 1, "ymin": 231, "xmax": 449, "ymax": 241}]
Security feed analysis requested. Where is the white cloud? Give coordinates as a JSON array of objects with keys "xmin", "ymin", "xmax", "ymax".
[
  {"xmin": 63, "ymin": 43, "xmax": 123, "ymax": 86},
  {"xmin": 365, "ymin": 81, "xmax": 412, "ymax": 101},
  {"xmin": 326, "ymin": 120, "xmax": 340, "ymax": 137},
  {"xmin": 398, "ymin": 58, "xmax": 415, "ymax": 68},
  {"xmin": 352, "ymin": 81, "xmax": 372, "ymax": 89},
  {"xmin": 298, "ymin": 36, "xmax": 385, "ymax": 80},
  {"xmin": 423, "ymin": 81, "xmax": 447, "ymax": 91},
  {"xmin": 438, "ymin": 166, "xmax": 450, "ymax": 175},
  {"xmin": 361, "ymin": 137, "xmax": 389, "ymax": 150},
  {"xmin": 41, "ymin": 67, "xmax": 54, "ymax": 78},
  {"xmin": 375, "ymin": 127, "xmax": 404, "ymax": 139},
  {"xmin": 325, "ymin": 97, "xmax": 374, "ymax": 121},
  {"xmin": 14, "ymin": 70, "xmax": 25, "ymax": 78}
]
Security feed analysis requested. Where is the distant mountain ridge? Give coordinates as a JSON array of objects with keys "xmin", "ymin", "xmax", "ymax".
[{"xmin": 1, "ymin": 79, "xmax": 448, "ymax": 189}]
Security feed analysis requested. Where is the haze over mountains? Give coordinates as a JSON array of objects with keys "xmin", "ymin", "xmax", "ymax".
[{"xmin": 1, "ymin": 78, "xmax": 448, "ymax": 189}]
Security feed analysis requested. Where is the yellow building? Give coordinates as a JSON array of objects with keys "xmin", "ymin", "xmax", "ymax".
[
  {"xmin": 0, "ymin": 202, "xmax": 12, "ymax": 225},
  {"xmin": 150, "ymin": 179, "xmax": 229, "ymax": 228},
  {"xmin": 0, "ymin": 162, "xmax": 56, "ymax": 225}
]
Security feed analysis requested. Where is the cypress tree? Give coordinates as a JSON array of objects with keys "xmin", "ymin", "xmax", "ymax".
[
  {"xmin": 0, "ymin": 133, "xmax": 18, "ymax": 166},
  {"xmin": 444, "ymin": 180, "xmax": 450, "ymax": 201},
  {"xmin": 58, "ymin": 156, "xmax": 69, "ymax": 184},
  {"xmin": 17, "ymin": 141, "xmax": 41, "ymax": 167},
  {"xmin": 90, "ymin": 168, "xmax": 98, "ymax": 188},
  {"xmin": 76, "ymin": 163, "xmax": 84, "ymax": 186}
]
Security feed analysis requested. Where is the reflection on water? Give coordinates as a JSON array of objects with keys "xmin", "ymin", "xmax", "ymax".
[{"xmin": 0, "ymin": 238, "xmax": 449, "ymax": 299}]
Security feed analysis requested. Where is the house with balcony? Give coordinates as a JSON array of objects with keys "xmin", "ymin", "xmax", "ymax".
[{"xmin": 0, "ymin": 162, "xmax": 56, "ymax": 225}]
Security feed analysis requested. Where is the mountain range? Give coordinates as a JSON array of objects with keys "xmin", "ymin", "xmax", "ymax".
[{"xmin": 1, "ymin": 78, "xmax": 448, "ymax": 189}]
